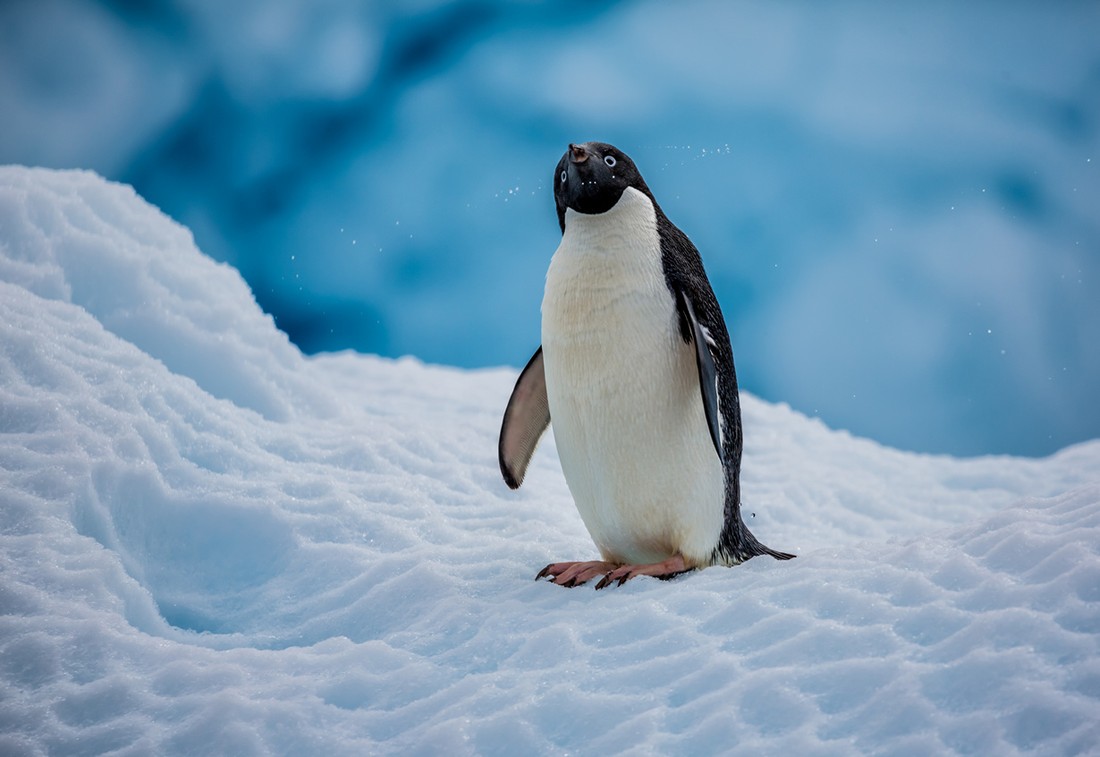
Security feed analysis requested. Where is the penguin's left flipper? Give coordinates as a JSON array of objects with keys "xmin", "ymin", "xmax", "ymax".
[
  {"xmin": 678, "ymin": 290, "xmax": 723, "ymax": 462},
  {"xmin": 499, "ymin": 347, "xmax": 551, "ymax": 489}
]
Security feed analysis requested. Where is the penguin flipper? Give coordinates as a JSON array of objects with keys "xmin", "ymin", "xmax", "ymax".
[
  {"xmin": 679, "ymin": 291, "xmax": 723, "ymax": 462},
  {"xmin": 499, "ymin": 347, "xmax": 551, "ymax": 489}
]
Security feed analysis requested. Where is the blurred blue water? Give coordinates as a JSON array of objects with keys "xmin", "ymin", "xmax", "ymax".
[{"xmin": 2, "ymin": 0, "xmax": 1097, "ymax": 457}]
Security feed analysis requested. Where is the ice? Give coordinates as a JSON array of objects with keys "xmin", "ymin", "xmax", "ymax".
[
  {"xmin": 2, "ymin": 1, "xmax": 1099, "ymax": 457},
  {"xmin": 1, "ymin": 166, "xmax": 1099, "ymax": 753}
]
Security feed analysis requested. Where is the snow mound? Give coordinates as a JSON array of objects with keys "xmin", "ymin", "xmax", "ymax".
[
  {"xmin": 5, "ymin": 1, "xmax": 1099, "ymax": 457},
  {"xmin": 1, "ymin": 166, "xmax": 1098, "ymax": 754}
]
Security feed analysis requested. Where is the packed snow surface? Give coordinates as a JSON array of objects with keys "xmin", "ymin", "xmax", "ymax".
[{"xmin": 1, "ymin": 166, "xmax": 1099, "ymax": 754}]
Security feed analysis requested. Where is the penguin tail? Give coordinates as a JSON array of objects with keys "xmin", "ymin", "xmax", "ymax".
[
  {"xmin": 714, "ymin": 531, "xmax": 796, "ymax": 565},
  {"xmin": 714, "ymin": 513, "xmax": 796, "ymax": 565},
  {"xmin": 748, "ymin": 529, "xmax": 795, "ymax": 561},
  {"xmin": 760, "ymin": 545, "xmax": 796, "ymax": 561}
]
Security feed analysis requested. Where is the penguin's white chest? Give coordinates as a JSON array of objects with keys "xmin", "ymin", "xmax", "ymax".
[{"xmin": 541, "ymin": 188, "xmax": 725, "ymax": 567}]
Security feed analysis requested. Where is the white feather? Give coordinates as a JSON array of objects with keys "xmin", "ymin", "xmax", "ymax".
[{"xmin": 541, "ymin": 187, "xmax": 725, "ymax": 567}]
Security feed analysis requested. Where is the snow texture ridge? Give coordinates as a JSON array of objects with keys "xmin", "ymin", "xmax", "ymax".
[{"xmin": 1, "ymin": 166, "xmax": 1099, "ymax": 754}]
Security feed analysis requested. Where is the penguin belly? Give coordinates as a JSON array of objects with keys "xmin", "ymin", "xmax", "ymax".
[{"xmin": 541, "ymin": 189, "xmax": 725, "ymax": 568}]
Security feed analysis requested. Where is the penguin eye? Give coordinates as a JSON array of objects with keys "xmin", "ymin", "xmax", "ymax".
[
  {"xmin": 604, "ymin": 155, "xmax": 617, "ymax": 168},
  {"xmin": 560, "ymin": 170, "xmax": 567, "ymax": 184}
]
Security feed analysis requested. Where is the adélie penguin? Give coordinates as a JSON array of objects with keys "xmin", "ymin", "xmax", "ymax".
[{"xmin": 499, "ymin": 142, "xmax": 794, "ymax": 589}]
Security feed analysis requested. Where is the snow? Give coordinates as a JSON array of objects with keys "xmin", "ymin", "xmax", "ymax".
[
  {"xmin": 1, "ymin": 165, "xmax": 1099, "ymax": 754},
  {"xmin": 2, "ymin": 1, "xmax": 1098, "ymax": 458}
]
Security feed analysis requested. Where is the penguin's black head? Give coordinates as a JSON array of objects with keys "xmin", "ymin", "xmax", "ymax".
[{"xmin": 553, "ymin": 142, "xmax": 652, "ymax": 232}]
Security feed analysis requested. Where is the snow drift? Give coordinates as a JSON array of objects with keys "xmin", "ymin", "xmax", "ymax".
[
  {"xmin": 3, "ymin": 1, "xmax": 1099, "ymax": 457},
  {"xmin": 0, "ymin": 166, "xmax": 1098, "ymax": 754}
]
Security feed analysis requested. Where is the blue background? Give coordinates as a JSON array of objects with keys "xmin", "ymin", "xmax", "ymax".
[{"xmin": 2, "ymin": 0, "xmax": 1097, "ymax": 457}]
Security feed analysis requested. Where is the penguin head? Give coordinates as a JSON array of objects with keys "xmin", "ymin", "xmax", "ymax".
[{"xmin": 554, "ymin": 142, "xmax": 652, "ymax": 232}]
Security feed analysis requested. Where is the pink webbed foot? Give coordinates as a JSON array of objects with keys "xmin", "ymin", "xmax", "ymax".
[
  {"xmin": 535, "ymin": 560, "xmax": 618, "ymax": 587},
  {"xmin": 536, "ymin": 555, "xmax": 692, "ymax": 589},
  {"xmin": 593, "ymin": 554, "xmax": 690, "ymax": 590}
]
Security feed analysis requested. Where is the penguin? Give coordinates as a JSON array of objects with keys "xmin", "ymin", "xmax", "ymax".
[{"xmin": 499, "ymin": 142, "xmax": 794, "ymax": 589}]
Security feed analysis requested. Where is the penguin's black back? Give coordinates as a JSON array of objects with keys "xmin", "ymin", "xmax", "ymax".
[{"xmin": 653, "ymin": 206, "xmax": 795, "ymax": 564}]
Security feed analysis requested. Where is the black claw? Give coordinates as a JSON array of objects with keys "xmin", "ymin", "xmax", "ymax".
[
  {"xmin": 595, "ymin": 574, "xmax": 612, "ymax": 590},
  {"xmin": 617, "ymin": 574, "xmax": 630, "ymax": 587},
  {"xmin": 535, "ymin": 564, "xmax": 553, "ymax": 581}
]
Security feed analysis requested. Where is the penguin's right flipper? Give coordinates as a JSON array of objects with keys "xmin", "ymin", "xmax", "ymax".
[{"xmin": 499, "ymin": 347, "xmax": 551, "ymax": 489}]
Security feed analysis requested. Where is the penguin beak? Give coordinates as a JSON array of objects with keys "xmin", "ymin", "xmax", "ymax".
[{"xmin": 569, "ymin": 143, "xmax": 589, "ymax": 164}]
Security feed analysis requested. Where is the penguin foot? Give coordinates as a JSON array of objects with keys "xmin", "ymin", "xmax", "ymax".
[
  {"xmin": 594, "ymin": 554, "xmax": 689, "ymax": 590},
  {"xmin": 536, "ymin": 560, "xmax": 618, "ymax": 587},
  {"xmin": 536, "ymin": 556, "xmax": 692, "ymax": 589}
]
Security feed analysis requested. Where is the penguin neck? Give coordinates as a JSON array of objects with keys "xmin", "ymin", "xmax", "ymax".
[
  {"xmin": 543, "ymin": 186, "xmax": 669, "ymax": 341},
  {"xmin": 550, "ymin": 188, "xmax": 663, "ymax": 298},
  {"xmin": 559, "ymin": 187, "xmax": 658, "ymax": 256}
]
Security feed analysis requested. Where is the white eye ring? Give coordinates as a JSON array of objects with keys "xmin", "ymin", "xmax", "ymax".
[
  {"xmin": 604, "ymin": 155, "xmax": 617, "ymax": 167},
  {"xmin": 560, "ymin": 170, "xmax": 567, "ymax": 183}
]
